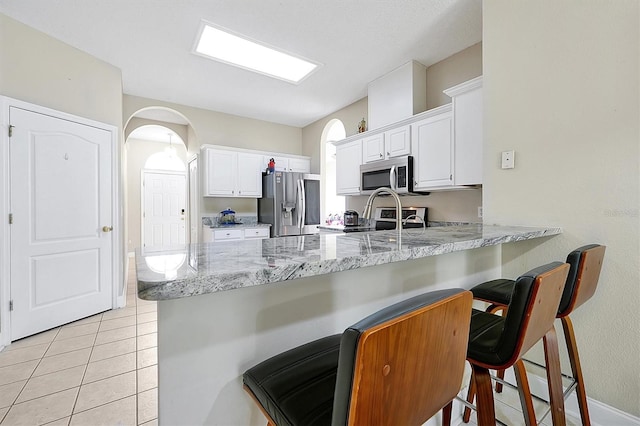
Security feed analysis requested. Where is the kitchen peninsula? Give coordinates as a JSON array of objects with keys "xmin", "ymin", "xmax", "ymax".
[{"xmin": 136, "ymin": 224, "xmax": 561, "ymax": 425}]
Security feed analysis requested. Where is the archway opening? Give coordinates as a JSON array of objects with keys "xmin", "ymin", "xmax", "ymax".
[{"xmin": 320, "ymin": 119, "xmax": 346, "ymax": 225}]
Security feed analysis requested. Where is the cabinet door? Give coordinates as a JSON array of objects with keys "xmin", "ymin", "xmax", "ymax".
[
  {"xmin": 237, "ymin": 153, "xmax": 263, "ymax": 197},
  {"xmin": 288, "ymin": 157, "xmax": 311, "ymax": 173},
  {"xmin": 263, "ymin": 155, "xmax": 289, "ymax": 172},
  {"xmin": 336, "ymin": 140, "xmax": 362, "ymax": 195},
  {"xmin": 453, "ymin": 85, "xmax": 483, "ymax": 185},
  {"xmin": 362, "ymin": 133, "xmax": 385, "ymax": 163},
  {"xmin": 411, "ymin": 113, "xmax": 453, "ymax": 189},
  {"xmin": 205, "ymin": 149, "xmax": 236, "ymax": 196},
  {"xmin": 384, "ymin": 124, "xmax": 411, "ymax": 158},
  {"xmin": 244, "ymin": 227, "xmax": 270, "ymax": 239}
]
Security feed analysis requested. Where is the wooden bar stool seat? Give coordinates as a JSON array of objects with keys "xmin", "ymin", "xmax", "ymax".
[
  {"xmin": 243, "ymin": 288, "xmax": 472, "ymax": 426},
  {"xmin": 463, "ymin": 244, "xmax": 605, "ymax": 425},
  {"xmin": 465, "ymin": 262, "xmax": 570, "ymax": 426}
]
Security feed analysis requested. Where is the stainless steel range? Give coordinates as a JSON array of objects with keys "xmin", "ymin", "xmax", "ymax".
[{"xmin": 374, "ymin": 207, "xmax": 427, "ymax": 230}]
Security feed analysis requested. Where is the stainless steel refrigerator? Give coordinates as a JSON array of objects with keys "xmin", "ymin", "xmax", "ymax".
[{"xmin": 258, "ymin": 172, "xmax": 321, "ymax": 237}]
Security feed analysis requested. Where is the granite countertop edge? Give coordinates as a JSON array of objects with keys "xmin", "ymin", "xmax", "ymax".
[{"xmin": 136, "ymin": 224, "xmax": 562, "ymax": 301}]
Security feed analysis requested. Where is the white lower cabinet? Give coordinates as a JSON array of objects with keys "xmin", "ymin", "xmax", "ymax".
[
  {"xmin": 411, "ymin": 107, "xmax": 453, "ymax": 190},
  {"xmin": 335, "ymin": 139, "xmax": 362, "ymax": 195},
  {"xmin": 203, "ymin": 226, "xmax": 270, "ymax": 243}
]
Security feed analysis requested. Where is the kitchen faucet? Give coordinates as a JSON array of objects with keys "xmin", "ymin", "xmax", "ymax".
[{"xmin": 362, "ymin": 187, "xmax": 402, "ymax": 231}]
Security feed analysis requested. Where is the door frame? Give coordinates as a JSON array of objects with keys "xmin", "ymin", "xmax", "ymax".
[
  {"xmin": 187, "ymin": 155, "xmax": 198, "ymax": 244},
  {"xmin": 140, "ymin": 168, "xmax": 187, "ymax": 250},
  {"xmin": 0, "ymin": 96, "xmax": 122, "ymax": 347}
]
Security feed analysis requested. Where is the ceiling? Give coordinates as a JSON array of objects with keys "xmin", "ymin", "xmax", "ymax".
[{"xmin": 0, "ymin": 0, "xmax": 482, "ymax": 128}]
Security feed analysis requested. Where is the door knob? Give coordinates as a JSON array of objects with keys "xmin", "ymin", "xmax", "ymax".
[{"xmin": 102, "ymin": 226, "xmax": 113, "ymax": 232}]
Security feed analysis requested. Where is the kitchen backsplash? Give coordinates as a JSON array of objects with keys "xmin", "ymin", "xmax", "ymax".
[{"xmin": 202, "ymin": 214, "xmax": 258, "ymax": 227}]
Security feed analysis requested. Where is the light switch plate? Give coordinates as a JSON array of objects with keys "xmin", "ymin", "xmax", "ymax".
[{"xmin": 501, "ymin": 150, "xmax": 515, "ymax": 169}]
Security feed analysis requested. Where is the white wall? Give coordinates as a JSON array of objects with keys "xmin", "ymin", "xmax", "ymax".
[{"xmin": 484, "ymin": 0, "xmax": 639, "ymax": 416}]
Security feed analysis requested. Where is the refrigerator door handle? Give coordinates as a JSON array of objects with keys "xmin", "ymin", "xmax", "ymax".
[{"xmin": 298, "ymin": 179, "xmax": 305, "ymax": 232}]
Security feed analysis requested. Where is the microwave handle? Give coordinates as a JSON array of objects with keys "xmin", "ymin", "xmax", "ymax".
[{"xmin": 389, "ymin": 165, "xmax": 397, "ymax": 191}]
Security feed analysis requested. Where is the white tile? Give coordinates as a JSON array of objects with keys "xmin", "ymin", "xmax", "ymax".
[
  {"xmin": 0, "ymin": 380, "xmax": 26, "ymax": 409},
  {"xmin": 137, "ymin": 333, "xmax": 157, "ymax": 350},
  {"xmin": 94, "ymin": 325, "xmax": 136, "ymax": 346},
  {"xmin": 0, "ymin": 406, "xmax": 8, "ymax": 422},
  {"xmin": 16, "ymin": 365, "xmax": 84, "ymax": 403},
  {"xmin": 140, "ymin": 419, "xmax": 158, "ymax": 426},
  {"xmin": 55, "ymin": 322, "xmax": 99, "ymax": 341},
  {"xmin": 33, "ymin": 349, "xmax": 92, "ymax": 377},
  {"xmin": 83, "ymin": 352, "xmax": 136, "ymax": 384},
  {"xmin": 101, "ymin": 306, "xmax": 136, "ymax": 321},
  {"xmin": 136, "ymin": 312, "xmax": 157, "ymax": 324},
  {"xmin": 137, "ymin": 387, "xmax": 158, "ymax": 425},
  {"xmin": 63, "ymin": 313, "xmax": 103, "ymax": 327},
  {"xmin": 136, "ymin": 303, "xmax": 157, "ymax": 314},
  {"xmin": 137, "ymin": 365, "xmax": 158, "ymax": 392},
  {"xmin": 137, "ymin": 347, "xmax": 157, "ymax": 369},
  {"xmin": 43, "ymin": 416, "xmax": 70, "ymax": 425},
  {"xmin": 2, "ymin": 387, "xmax": 78, "ymax": 425},
  {"xmin": 45, "ymin": 334, "xmax": 95, "ymax": 357},
  {"xmin": 4, "ymin": 328, "xmax": 59, "ymax": 352},
  {"xmin": 0, "ymin": 360, "xmax": 38, "ymax": 386},
  {"xmin": 89, "ymin": 338, "xmax": 136, "ymax": 363},
  {"xmin": 137, "ymin": 321, "xmax": 157, "ymax": 336},
  {"xmin": 0, "ymin": 343, "xmax": 48, "ymax": 368},
  {"xmin": 74, "ymin": 371, "xmax": 136, "ymax": 413},
  {"xmin": 69, "ymin": 394, "xmax": 136, "ymax": 426},
  {"xmin": 98, "ymin": 315, "xmax": 136, "ymax": 332}
]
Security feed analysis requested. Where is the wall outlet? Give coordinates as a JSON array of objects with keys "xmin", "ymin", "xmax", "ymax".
[
  {"xmin": 501, "ymin": 150, "xmax": 515, "ymax": 169},
  {"xmin": 477, "ymin": 207, "xmax": 483, "ymax": 218}
]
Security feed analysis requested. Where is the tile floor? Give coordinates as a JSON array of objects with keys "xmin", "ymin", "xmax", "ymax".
[
  {"xmin": 0, "ymin": 261, "xmax": 157, "ymax": 426},
  {"xmin": 0, "ymin": 260, "xmax": 585, "ymax": 426}
]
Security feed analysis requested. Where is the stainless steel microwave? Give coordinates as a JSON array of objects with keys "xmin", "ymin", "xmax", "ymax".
[{"xmin": 359, "ymin": 155, "xmax": 416, "ymax": 195}]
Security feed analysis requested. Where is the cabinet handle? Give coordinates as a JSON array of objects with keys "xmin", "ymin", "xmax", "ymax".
[
  {"xmin": 379, "ymin": 153, "xmax": 383, "ymax": 158},
  {"xmin": 386, "ymin": 152, "xmax": 390, "ymax": 156}
]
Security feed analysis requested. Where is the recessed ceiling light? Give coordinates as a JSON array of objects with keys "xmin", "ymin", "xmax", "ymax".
[{"xmin": 193, "ymin": 21, "xmax": 320, "ymax": 84}]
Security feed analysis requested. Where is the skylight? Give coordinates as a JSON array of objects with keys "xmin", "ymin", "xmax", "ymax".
[{"xmin": 194, "ymin": 22, "xmax": 319, "ymax": 84}]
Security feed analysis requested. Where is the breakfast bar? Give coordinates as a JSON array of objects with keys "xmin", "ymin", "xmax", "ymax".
[{"xmin": 136, "ymin": 224, "xmax": 561, "ymax": 425}]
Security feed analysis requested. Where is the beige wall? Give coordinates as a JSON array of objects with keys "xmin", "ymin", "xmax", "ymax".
[
  {"xmin": 484, "ymin": 0, "xmax": 639, "ymax": 415},
  {"xmin": 0, "ymin": 13, "xmax": 125, "ymax": 330},
  {"xmin": 0, "ymin": 14, "xmax": 122, "ymax": 128},
  {"xmin": 125, "ymin": 138, "xmax": 188, "ymax": 253},
  {"xmin": 302, "ymin": 43, "xmax": 483, "ymax": 222},
  {"xmin": 426, "ymin": 42, "xmax": 483, "ymax": 110},
  {"xmin": 123, "ymin": 95, "xmax": 302, "ymax": 219}
]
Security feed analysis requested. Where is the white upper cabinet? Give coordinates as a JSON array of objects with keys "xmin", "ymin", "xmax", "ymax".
[
  {"xmin": 336, "ymin": 139, "xmax": 362, "ymax": 195},
  {"xmin": 411, "ymin": 107, "xmax": 453, "ymax": 190},
  {"xmin": 444, "ymin": 76, "xmax": 483, "ymax": 186},
  {"xmin": 362, "ymin": 124, "xmax": 411, "ymax": 163},
  {"xmin": 205, "ymin": 148, "xmax": 236, "ymax": 196},
  {"xmin": 262, "ymin": 155, "xmax": 311, "ymax": 173},
  {"xmin": 204, "ymin": 148, "xmax": 262, "ymax": 198},
  {"xmin": 384, "ymin": 124, "xmax": 411, "ymax": 158},
  {"xmin": 362, "ymin": 133, "xmax": 385, "ymax": 163}
]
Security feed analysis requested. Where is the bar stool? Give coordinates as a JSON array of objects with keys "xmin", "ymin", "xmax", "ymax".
[
  {"xmin": 463, "ymin": 244, "xmax": 606, "ymax": 425},
  {"xmin": 243, "ymin": 288, "xmax": 472, "ymax": 426},
  {"xmin": 464, "ymin": 262, "xmax": 570, "ymax": 426}
]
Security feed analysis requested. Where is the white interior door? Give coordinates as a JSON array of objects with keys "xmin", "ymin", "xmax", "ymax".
[
  {"xmin": 142, "ymin": 171, "xmax": 186, "ymax": 251},
  {"xmin": 188, "ymin": 157, "xmax": 198, "ymax": 244},
  {"xmin": 9, "ymin": 106, "xmax": 113, "ymax": 341}
]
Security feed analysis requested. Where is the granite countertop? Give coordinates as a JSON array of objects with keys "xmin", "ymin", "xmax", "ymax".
[
  {"xmin": 136, "ymin": 224, "xmax": 561, "ymax": 301},
  {"xmin": 208, "ymin": 222, "xmax": 271, "ymax": 229}
]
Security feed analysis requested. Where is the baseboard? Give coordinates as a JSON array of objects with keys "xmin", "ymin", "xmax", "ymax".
[{"xmin": 502, "ymin": 368, "xmax": 640, "ymax": 426}]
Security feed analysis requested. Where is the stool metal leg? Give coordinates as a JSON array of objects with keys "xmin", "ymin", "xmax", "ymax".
[
  {"xmin": 562, "ymin": 316, "xmax": 591, "ymax": 426},
  {"xmin": 544, "ymin": 327, "xmax": 567, "ymax": 426},
  {"xmin": 513, "ymin": 359, "xmax": 537, "ymax": 426}
]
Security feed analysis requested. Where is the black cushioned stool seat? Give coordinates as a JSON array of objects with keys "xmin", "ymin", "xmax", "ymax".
[{"xmin": 243, "ymin": 288, "xmax": 473, "ymax": 426}]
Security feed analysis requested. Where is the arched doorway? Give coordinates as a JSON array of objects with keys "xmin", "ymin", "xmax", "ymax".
[
  {"xmin": 320, "ymin": 119, "xmax": 346, "ymax": 224},
  {"xmin": 124, "ymin": 108, "xmax": 192, "ymax": 254}
]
